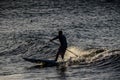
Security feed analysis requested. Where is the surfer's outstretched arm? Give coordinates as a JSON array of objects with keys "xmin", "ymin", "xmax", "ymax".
[{"xmin": 50, "ymin": 36, "xmax": 59, "ymax": 41}]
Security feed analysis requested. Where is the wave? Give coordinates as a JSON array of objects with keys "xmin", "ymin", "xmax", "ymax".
[
  {"xmin": 0, "ymin": 40, "xmax": 120, "ymax": 63},
  {"xmin": 63, "ymin": 47, "xmax": 120, "ymax": 71},
  {"xmin": 65, "ymin": 47, "xmax": 120, "ymax": 62},
  {"xmin": 0, "ymin": 30, "xmax": 120, "ymax": 72},
  {"xmin": 0, "ymin": 38, "xmax": 120, "ymax": 73},
  {"xmin": 91, "ymin": 50, "xmax": 120, "ymax": 70}
]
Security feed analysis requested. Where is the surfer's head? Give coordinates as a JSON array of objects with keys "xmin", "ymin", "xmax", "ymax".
[{"xmin": 59, "ymin": 30, "xmax": 63, "ymax": 35}]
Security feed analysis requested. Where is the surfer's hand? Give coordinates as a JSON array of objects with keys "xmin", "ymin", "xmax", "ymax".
[{"xmin": 50, "ymin": 39, "xmax": 53, "ymax": 42}]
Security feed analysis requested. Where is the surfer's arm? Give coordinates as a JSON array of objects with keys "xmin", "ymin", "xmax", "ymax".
[{"xmin": 50, "ymin": 36, "xmax": 59, "ymax": 41}]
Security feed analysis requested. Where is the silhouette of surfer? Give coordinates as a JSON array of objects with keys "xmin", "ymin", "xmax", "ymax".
[{"xmin": 50, "ymin": 31, "xmax": 67, "ymax": 61}]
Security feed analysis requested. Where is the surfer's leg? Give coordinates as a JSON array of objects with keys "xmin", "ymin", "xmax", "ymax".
[
  {"xmin": 61, "ymin": 50, "xmax": 66, "ymax": 60},
  {"xmin": 55, "ymin": 48, "xmax": 61, "ymax": 61},
  {"xmin": 55, "ymin": 53, "xmax": 59, "ymax": 61},
  {"xmin": 62, "ymin": 46, "xmax": 67, "ymax": 59},
  {"xmin": 61, "ymin": 53, "xmax": 64, "ymax": 59}
]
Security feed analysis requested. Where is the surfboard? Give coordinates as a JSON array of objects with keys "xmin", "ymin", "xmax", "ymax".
[{"xmin": 23, "ymin": 58, "xmax": 58, "ymax": 67}]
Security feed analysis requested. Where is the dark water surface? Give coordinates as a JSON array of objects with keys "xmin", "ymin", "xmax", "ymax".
[{"xmin": 0, "ymin": 0, "xmax": 120, "ymax": 80}]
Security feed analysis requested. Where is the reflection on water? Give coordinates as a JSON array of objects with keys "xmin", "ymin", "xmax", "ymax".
[
  {"xmin": 0, "ymin": 0, "xmax": 120, "ymax": 80},
  {"xmin": 0, "ymin": 62, "xmax": 120, "ymax": 80}
]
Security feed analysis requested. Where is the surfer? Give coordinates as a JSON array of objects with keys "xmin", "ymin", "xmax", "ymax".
[{"xmin": 50, "ymin": 30, "xmax": 67, "ymax": 61}]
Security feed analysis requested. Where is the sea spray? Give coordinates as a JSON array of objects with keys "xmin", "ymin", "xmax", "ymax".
[{"xmin": 59, "ymin": 46, "xmax": 107, "ymax": 63}]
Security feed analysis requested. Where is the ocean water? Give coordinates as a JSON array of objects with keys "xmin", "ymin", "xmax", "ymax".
[{"xmin": 0, "ymin": 0, "xmax": 120, "ymax": 80}]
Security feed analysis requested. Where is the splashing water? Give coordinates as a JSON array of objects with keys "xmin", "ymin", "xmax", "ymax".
[{"xmin": 62, "ymin": 46, "xmax": 108, "ymax": 63}]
